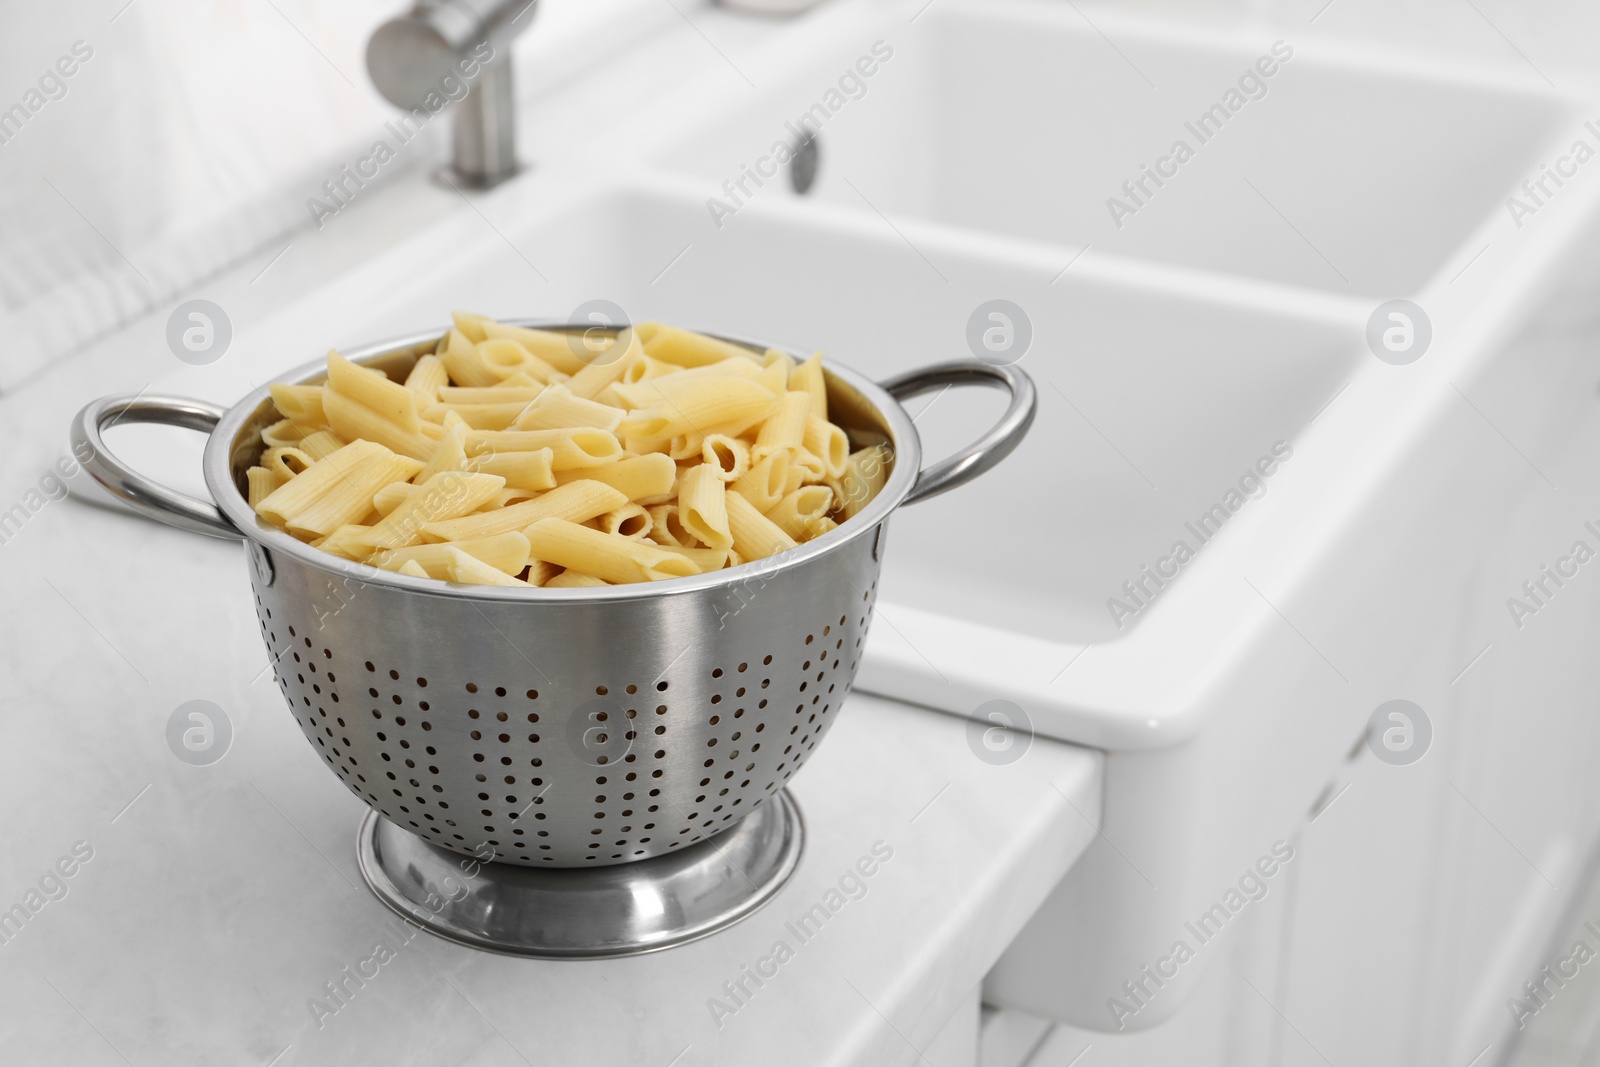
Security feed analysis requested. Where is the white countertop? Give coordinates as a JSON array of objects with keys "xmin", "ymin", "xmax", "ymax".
[{"xmin": 0, "ymin": 320, "xmax": 1101, "ymax": 1065}]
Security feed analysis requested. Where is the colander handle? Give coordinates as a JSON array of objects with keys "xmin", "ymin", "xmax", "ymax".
[
  {"xmin": 71, "ymin": 394, "xmax": 245, "ymax": 541},
  {"xmin": 881, "ymin": 361, "xmax": 1037, "ymax": 506}
]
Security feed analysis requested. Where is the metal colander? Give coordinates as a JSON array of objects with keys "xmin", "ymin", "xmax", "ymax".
[{"xmin": 74, "ymin": 322, "xmax": 1035, "ymax": 869}]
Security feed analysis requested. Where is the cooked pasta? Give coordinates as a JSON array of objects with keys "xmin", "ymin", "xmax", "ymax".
[{"xmin": 247, "ymin": 318, "xmax": 891, "ymax": 585}]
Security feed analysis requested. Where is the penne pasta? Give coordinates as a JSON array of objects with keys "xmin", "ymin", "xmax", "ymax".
[
  {"xmin": 637, "ymin": 322, "xmax": 761, "ymax": 368},
  {"xmin": 374, "ymin": 531, "xmax": 531, "ymax": 577},
  {"xmin": 269, "ymin": 384, "xmax": 326, "ymax": 428},
  {"xmin": 677, "ymin": 463, "xmax": 732, "ymax": 550},
  {"xmin": 545, "ymin": 569, "xmax": 609, "ymax": 588},
  {"xmin": 617, "ymin": 378, "xmax": 778, "ymax": 440},
  {"xmin": 252, "ymin": 319, "xmax": 888, "ymax": 585},
  {"xmin": 703, "ymin": 434, "xmax": 750, "ymax": 482},
  {"xmin": 752, "ymin": 391, "xmax": 810, "ymax": 465},
  {"xmin": 467, "ymin": 448, "xmax": 556, "ymax": 490},
  {"xmin": 513, "ymin": 384, "xmax": 624, "ymax": 433},
  {"xmin": 246, "ymin": 466, "xmax": 286, "ymax": 508},
  {"xmin": 524, "ymin": 518, "xmax": 699, "ymax": 584},
  {"xmin": 803, "ymin": 414, "xmax": 850, "ymax": 478},
  {"xmin": 464, "ymin": 428, "xmax": 622, "ymax": 470},
  {"xmin": 764, "ymin": 486, "xmax": 834, "ymax": 541},
  {"xmin": 725, "ymin": 489, "xmax": 798, "ymax": 561},
  {"xmin": 601, "ymin": 503, "xmax": 653, "ymax": 540},
  {"xmin": 419, "ymin": 479, "xmax": 627, "ymax": 542},
  {"xmin": 731, "ymin": 453, "xmax": 788, "ymax": 513},
  {"xmin": 405, "ymin": 354, "xmax": 449, "ymax": 404},
  {"xmin": 789, "ymin": 352, "xmax": 827, "ymax": 422}
]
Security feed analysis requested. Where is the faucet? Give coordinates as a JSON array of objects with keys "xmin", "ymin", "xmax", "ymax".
[{"xmin": 366, "ymin": 0, "xmax": 536, "ymax": 190}]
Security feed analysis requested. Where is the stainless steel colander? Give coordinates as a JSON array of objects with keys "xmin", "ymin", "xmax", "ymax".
[{"xmin": 74, "ymin": 322, "xmax": 1034, "ymax": 870}]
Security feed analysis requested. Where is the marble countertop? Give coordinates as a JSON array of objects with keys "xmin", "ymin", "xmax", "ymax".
[{"xmin": 0, "ymin": 287, "xmax": 1102, "ymax": 1067}]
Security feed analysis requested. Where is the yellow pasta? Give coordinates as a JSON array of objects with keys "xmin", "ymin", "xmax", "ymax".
[
  {"xmin": 250, "ymin": 318, "xmax": 890, "ymax": 585},
  {"xmin": 601, "ymin": 503, "xmax": 653, "ymax": 540},
  {"xmin": 269, "ymin": 384, "xmax": 326, "ymax": 428},
  {"xmin": 618, "ymin": 378, "xmax": 778, "ymax": 440},
  {"xmin": 752, "ymin": 391, "xmax": 810, "ymax": 465},
  {"xmin": 246, "ymin": 466, "xmax": 285, "ymax": 508},
  {"xmin": 514, "ymin": 384, "xmax": 625, "ymax": 433},
  {"xmin": 765, "ymin": 486, "xmax": 834, "ymax": 541},
  {"xmin": 260, "ymin": 419, "xmax": 305, "ymax": 448},
  {"xmin": 464, "ymin": 428, "xmax": 622, "ymax": 470},
  {"xmin": 406, "ymin": 355, "xmax": 449, "ymax": 404},
  {"xmin": 789, "ymin": 352, "xmax": 828, "ymax": 422},
  {"xmin": 468, "ymin": 448, "xmax": 557, "ymax": 490},
  {"xmin": 373, "ymin": 532, "xmax": 531, "ymax": 577},
  {"xmin": 419, "ymin": 479, "xmax": 627, "ymax": 542},
  {"xmin": 525, "ymin": 518, "xmax": 699, "ymax": 584},
  {"xmin": 725, "ymin": 490, "xmax": 797, "ymax": 561},
  {"xmin": 545, "ymin": 570, "xmax": 609, "ymax": 588},
  {"xmin": 732, "ymin": 453, "xmax": 788, "ymax": 513},
  {"xmin": 703, "ymin": 434, "xmax": 750, "ymax": 482},
  {"xmin": 803, "ymin": 414, "xmax": 850, "ymax": 478}
]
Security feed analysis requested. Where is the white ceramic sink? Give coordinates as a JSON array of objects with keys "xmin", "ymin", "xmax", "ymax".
[{"xmin": 655, "ymin": 0, "xmax": 1573, "ymax": 297}]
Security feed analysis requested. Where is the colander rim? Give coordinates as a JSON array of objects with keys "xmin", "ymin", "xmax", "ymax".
[{"xmin": 200, "ymin": 319, "xmax": 922, "ymax": 603}]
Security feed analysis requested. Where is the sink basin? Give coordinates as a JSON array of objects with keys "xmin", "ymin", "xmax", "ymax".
[{"xmin": 654, "ymin": 0, "xmax": 1574, "ymax": 297}]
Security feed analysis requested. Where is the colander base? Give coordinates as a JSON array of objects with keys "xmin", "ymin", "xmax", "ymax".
[{"xmin": 356, "ymin": 791, "xmax": 804, "ymax": 958}]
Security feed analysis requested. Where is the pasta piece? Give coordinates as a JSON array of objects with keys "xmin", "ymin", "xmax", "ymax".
[
  {"xmin": 439, "ymin": 385, "xmax": 543, "ymax": 404},
  {"xmin": 260, "ymin": 419, "xmax": 306, "ymax": 448},
  {"xmin": 374, "ymin": 532, "xmax": 531, "ymax": 577},
  {"xmin": 651, "ymin": 545, "xmax": 729, "ymax": 572},
  {"xmin": 752, "ymin": 391, "xmax": 810, "ymax": 465},
  {"xmin": 524, "ymin": 518, "xmax": 698, "ymax": 584},
  {"xmin": 702, "ymin": 434, "xmax": 750, "ymax": 482},
  {"xmin": 645, "ymin": 504, "xmax": 698, "ymax": 548},
  {"xmin": 372, "ymin": 481, "xmax": 417, "ymax": 516},
  {"xmin": 513, "ymin": 384, "xmax": 625, "ymax": 432},
  {"xmin": 420, "ymin": 479, "xmax": 627, "ymax": 542},
  {"xmin": 789, "ymin": 449, "xmax": 827, "ymax": 487},
  {"xmin": 528, "ymin": 559, "xmax": 563, "ymax": 587},
  {"xmin": 323, "ymin": 389, "xmax": 437, "ymax": 461},
  {"xmin": 837, "ymin": 444, "xmax": 892, "ymax": 519},
  {"xmin": 637, "ymin": 323, "xmax": 761, "ymax": 368},
  {"xmin": 478, "ymin": 338, "xmax": 563, "ymax": 383},
  {"xmin": 789, "ymin": 352, "xmax": 827, "ymax": 422},
  {"xmin": 464, "ymin": 428, "xmax": 622, "ymax": 470},
  {"xmin": 299, "ymin": 430, "xmax": 346, "ymax": 462},
  {"xmin": 725, "ymin": 490, "xmax": 798, "ymax": 561},
  {"xmin": 617, "ymin": 378, "xmax": 778, "ymax": 440},
  {"xmin": 755, "ymin": 357, "xmax": 788, "ymax": 398},
  {"xmin": 269, "ymin": 384, "xmax": 326, "ymax": 428},
  {"xmin": 440, "ymin": 329, "xmax": 499, "ymax": 388},
  {"xmin": 367, "ymin": 471, "xmax": 506, "ymax": 549},
  {"xmin": 405, "ymin": 355, "xmax": 449, "ymax": 404},
  {"xmin": 677, "ymin": 464, "xmax": 732, "ymax": 550},
  {"xmin": 255, "ymin": 441, "xmax": 420, "ymax": 538},
  {"xmin": 621, "ymin": 354, "xmax": 678, "ymax": 384},
  {"xmin": 444, "ymin": 546, "xmax": 531, "ymax": 587},
  {"xmin": 451, "ymin": 310, "xmax": 495, "ymax": 343},
  {"xmin": 765, "ymin": 486, "xmax": 834, "ymax": 541},
  {"xmin": 762, "ymin": 348, "xmax": 795, "ymax": 371},
  {"xmin": 414, "ymin": 422, "xmax": 470, "ymax": 483},
  {"xmin": 564, "ymin": 328, "xmax": 641, "ymax": 400},
  {"xmin": 246, "ymin": 466, "xmax": 286, "ymax": 508},
  {"xmin": 601, "ymin": 504, "xmax": 653, "ymax": 540},
  {"xmin": 326, "ymin": 350, "xmax": 420, "ymax": 431},
  {"xmin": 732, "ymin": 453, "xmax": 788, "ymax": 513},
  {"xmin": 468, "ymin": 448, "xmax": 556, "ymax": 490},
  {"xmin": 668, "ymin": 433, "xmax": 706, "ymax": 462},
  {"xmin": 396, "ymin": 559, "xmax": 429, "ymax": 579},
  {"xmin": 545, "ymin": 570, "xmax": 608, "ymax": 588},
  {"xmin": 261, "ymin": 446, "xmax": 314, "ymax": 481},
  {"xmin": 803, "ymin": 414, "xmax": 850, "ymax": 478},
  {"xmin": 480, "ymin": 321, "xmax": 591, "ymax": 375},
  {"xmin": 422, "ymin": 401, "xmax": 532, "ymax": 431},
  {"xmin": 486, "ymin": 488, "xmax": 542, "ymax": 509}
]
